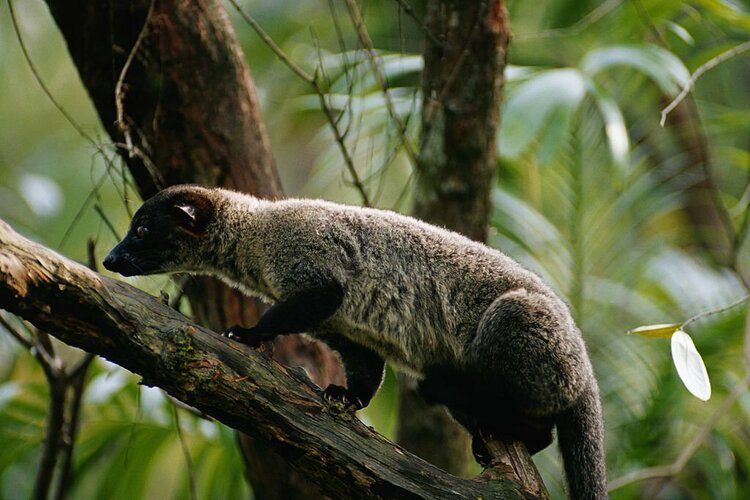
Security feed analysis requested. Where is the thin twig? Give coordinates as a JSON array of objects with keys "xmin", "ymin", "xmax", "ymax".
[
  {"xmin": 23, "ymin": 324, "xmax": 64, "ymax": 381},
  {"xmin": 112, "ymin": 0, "xmax": 164, "ymax": 190},
  {"xmin": 55, "ymin": 247, "xmax": 98, "ymax": 500},
  {"xmin": 115, "ymin": 0, "xmax": 155, "ymax": 157},
  {"xmin": 59, "ymin": 170, "xmax": 110, "ymax": 250},
  {"xmin": 32, "ymin": 341, "xmax": 61, "ymax": 380},
  {"xmin": 35, "ymin": 326, "xmax": 55, "ymax": 355},
  {"xmin": 680, "ymin": 294, "xmax": 750, "ymax": 331},
  {"xmin": 327, "ymin": 0, "xmax": 353, "ymax": 91},
  {"xmin": 86, "ymin": 238, "xmax": 99, "ymax": 272},
  {"xmin": 315, "ymin": 81, "xmax": 372, "ymax": 206},
  {"xmin": 661, "ymin": 41, "xmax": 750, "ymax": 126},
  {"xmin": 49, "ymin": 242, "xmax": 98, "ymax": 499},
  {"xmin": 343, "ymin": 0, "xmax": 419, "ymax": 166},
  {"xmin": 93, "ymin": 204, "xmax": 122, "ymax": 242},
  {"xmin": 310, "ymin": 31, "xmax": 374, "ymax": 204},
  {"xmin": 111, "ymin": 142, "xmax": 163, "ymax": 188}
]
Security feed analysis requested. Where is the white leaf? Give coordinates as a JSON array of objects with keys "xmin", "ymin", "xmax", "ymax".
[{"xmin": 671, "ymin": 330, "xmax": 711, "ymax": 401}]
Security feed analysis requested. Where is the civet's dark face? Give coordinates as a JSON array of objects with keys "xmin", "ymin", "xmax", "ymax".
[{"xmin": 103, "ymin": 186, "xmax": 213, "ymax": 277}]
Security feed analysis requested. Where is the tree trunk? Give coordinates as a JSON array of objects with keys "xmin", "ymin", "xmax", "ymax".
[
  {"xmin": 397, "ymin": 0, "xmax": 512, "ymax": 476},
  {"xmin": 43, "ymin": 1, "xmax": 343, "ymax": 496}
]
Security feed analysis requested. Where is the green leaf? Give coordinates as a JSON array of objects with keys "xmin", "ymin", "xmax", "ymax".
[
  {"xmin": 628, "ymin": 323, "xmax": 681, "ymax": 338},
  {"xmin": 580, "ymin": 44, "xmax": 690, "ymax": 95},
  {"xmin": 499, "ymin": 68, "xmax": 587, "ymax": 159},
  {"xmin": 671, "ymin": 329, "xmax": 711, "ymax": 401}
]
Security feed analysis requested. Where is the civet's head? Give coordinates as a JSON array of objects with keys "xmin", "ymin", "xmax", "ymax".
[{"xmin": 103, "ymin": 185, "xmax": 215, "ymax": 277}]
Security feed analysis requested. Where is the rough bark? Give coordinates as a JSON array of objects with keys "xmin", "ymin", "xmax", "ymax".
[
  {"xmin": 398, "ymin": 0, "xmax": 512, "ymax": 476},
  {"xmin": 0, "ymin": 219, "xmax": 547, "ymax": 499},
  {"xmin": 42, "ymin": 0, "xmax": 343, "ymax": 496}
]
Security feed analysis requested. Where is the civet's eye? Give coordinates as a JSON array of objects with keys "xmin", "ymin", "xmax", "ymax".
[{"xmin": 136, "ymin": 226, "xmax": 148, "ymax": 239}]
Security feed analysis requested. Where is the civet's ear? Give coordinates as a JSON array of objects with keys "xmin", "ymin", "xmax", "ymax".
[
  {"xmin": 170, "ymin": 191, "xmax": 213, "ymax": 235},
  {"xmin": 175, "ymin": 204, "xmax": 198, "ymax": 223}
]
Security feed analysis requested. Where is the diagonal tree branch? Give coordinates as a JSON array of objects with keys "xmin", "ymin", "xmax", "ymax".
[{"xmin": 0, "ymin": 218, "xmax": 545, "ymax": 499}]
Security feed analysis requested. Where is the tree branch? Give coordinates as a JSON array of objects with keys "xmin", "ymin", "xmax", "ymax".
[{"xmin": 0, "ymin": 218, "xmax": 541, "ymax": 499}]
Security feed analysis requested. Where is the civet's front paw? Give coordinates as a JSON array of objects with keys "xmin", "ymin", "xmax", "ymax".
[{"xmin": 323, "ymin": 384, "xmax": 364, "ymax": 411}]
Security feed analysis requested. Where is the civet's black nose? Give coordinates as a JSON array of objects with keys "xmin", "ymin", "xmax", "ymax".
[{"xmin": 102, "ymin": 252, "xmax": 117, "ymax": 271}]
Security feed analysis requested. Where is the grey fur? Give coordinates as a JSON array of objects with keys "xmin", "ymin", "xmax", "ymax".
[{"xmin": 104, "ymin": 185, "xmax": 607, "ymax": 498}]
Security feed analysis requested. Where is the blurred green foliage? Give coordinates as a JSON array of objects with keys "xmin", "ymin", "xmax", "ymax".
[{"xmin": 1, "ymin": 0, "xmax": 749, "ymax": 498}]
